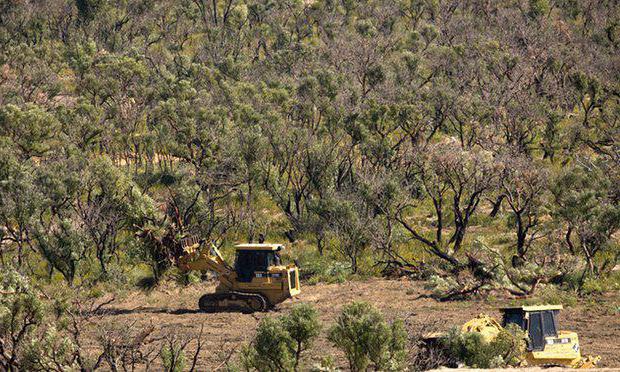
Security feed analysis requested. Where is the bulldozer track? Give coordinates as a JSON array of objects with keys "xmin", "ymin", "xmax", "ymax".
[{"xmin": 198, "ymin": 291, "xmax": 269, "ymax": 313}]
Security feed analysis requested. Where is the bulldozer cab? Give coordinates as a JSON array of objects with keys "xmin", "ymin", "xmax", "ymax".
[
  {"xmin": 500, "ymin": 305, "xmax": 599, "ymax": 368},
  {"xmin": 501, "ymin": 305, "xmax": 561, "ymax": 351},
  {"xmin": 234, "ymin": 244, "xmax": 284, "ymax": 283}
]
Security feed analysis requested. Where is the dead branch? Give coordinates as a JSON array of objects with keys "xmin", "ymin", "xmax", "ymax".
[{"xmin": 189, "ymin": 324, "xmax": 205, "ymax": 372}]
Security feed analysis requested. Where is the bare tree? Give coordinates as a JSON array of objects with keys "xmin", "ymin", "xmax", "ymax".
[
  {"xmin": 396, "ymin": 140, "xmax": 501, "ymax": 269},
  {"xmin": 500, "ymin": 155, "xmax": 548, "ymax": 262}
]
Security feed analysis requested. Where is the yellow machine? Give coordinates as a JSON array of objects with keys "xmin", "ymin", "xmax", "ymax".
[
  {"xmin": 178, "ymin": 238, "xmax": 301, "ymax": 312},
  {"xmin": 500, "ymin": 305, "xmax": 599, "ymax": 368},
  {"xmin": 429, "ymin": 305, "xmax": 599, "ymax": 368}
]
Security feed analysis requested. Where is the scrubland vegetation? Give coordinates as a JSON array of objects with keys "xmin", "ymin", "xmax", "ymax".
[{"xmin": 1, "ymin": 0, "xmax": 619, "ymax": 370}]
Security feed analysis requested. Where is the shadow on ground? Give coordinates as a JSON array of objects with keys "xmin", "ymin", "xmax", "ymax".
[{"xmin": 98, "ymin": 307, "xmax": 201, "ymax": 315}]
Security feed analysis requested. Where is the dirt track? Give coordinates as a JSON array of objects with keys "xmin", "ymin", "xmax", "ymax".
[{"xmin": 92, "ymin": 278, "xmax": 620, "ymax": 370}]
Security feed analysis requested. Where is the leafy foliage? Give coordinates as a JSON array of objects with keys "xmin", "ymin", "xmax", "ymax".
[
  {"xmin": 283, "ymin": 304, "xmax": 322, "ymax": 370},
  {"xmin": 244, "ymin": 317, "xmax": 296, "ymax": 372},
  {"xmin": 0, "ymin": 0, "xmax": 618, "ymax": 296},
  {"xmin": 0, "ymin": 2, "xmax": 617, "ymax": 370},
  {"xmin": 439, "ymin": 324, "xmax": 526, "ymax": 368},
  {"xmin": 0, "ymin": 269, "xmax": 45, "ymax": 370},
  {"xmin": 243, "ymin": 303, "xmax": 321, "ymax": 372},
  {"xmin": 328, "ymin": 301, "xmax": 407, "ymax": 371}
]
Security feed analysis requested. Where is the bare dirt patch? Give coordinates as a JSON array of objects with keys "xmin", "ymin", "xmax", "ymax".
[{"xmin": 90, "ymin": 278, "xmax": 620, "ymax": 370}]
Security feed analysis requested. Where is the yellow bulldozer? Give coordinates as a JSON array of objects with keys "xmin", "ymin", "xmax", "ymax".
[
  {"xmin": 426, "ymin": 305, "xmax": 599, "ymax": 368},
  {"xmin": 177, "ymin": 237, "xmax": 301, "ymax": 312},
  {"xmin": 500, "ymin": 305, "xmax": 600, "ymax": 368}
]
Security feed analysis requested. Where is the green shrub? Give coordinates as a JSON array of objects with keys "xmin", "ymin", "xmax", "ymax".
[
  {"xmin": 579, "ymin": 274, "xmax": 620, "ymax": 295},
  {"xmin": 373, "ymin": 319, "xmax": 408, "ymax": 371},
  {"xmin": 0, "ymin": 269, "xmax": 46, "ymax": 370},
  {"xmin": 580, "ymin": 277, "xmax": 604, "ymax": 295},
  {"xmin": 244, "ymin": 303, "xmax": 321, "ymax": 371},
  {"xmin": 425, "ymin": 274, "xmax": 460, "ymax": 297},
  {"xmin": 536, "ymin": 285, "xmax": 578, "ymax": 307},
  {"xmin": 283, "ymin": 304, "xmax": 322, "ymax": 369},
  {"xmin": 561, "ymin": 270, "xmax": 584, "ymax": 291},
  {"xmin": 310, "ymin": 356, "xmax": 337, "ymax": 372},
  {"xmin": 547, "ymin": 267, "xmax": 619, "ymax": 296},
  {"xmin": 245, "ymin": 317, "xmax": 295, "ymax": 372},
  {"xmin": 304, "ymin": 259, "xmax": 350, "ymax": 285},
  {"xmin": 529, "ymin": 0, "xmax": 550, "ymax": 17},
  {"xmin": 160, "ymin": 341, "xmax": 187, "ymax": 372},
  {"xmin": 328, "ymin": 302, "xmax": 407, "ymax": 372},
  {"xmin": 22, "ymin": 326, "xmax": 79, "ymax": 371},
  {"xmin": 440, "ymin": 324, "xmax": 526, "ymax": 368}
]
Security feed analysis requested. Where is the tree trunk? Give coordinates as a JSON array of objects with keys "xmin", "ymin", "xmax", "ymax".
[
  {"xmin": 489, "ymin": 195, "xmax": 505, "ymax": 217},
  {"xmin": 317, "ymin": 233, "xmax": 324, "ymax": 256},
  {"xmin": 294, "ymin": 341, "xmax": 302, "ymax": 371},
  {"xmin": 516, "ymin": 213, "xmax": 527, "ymax": 259},
  {"xmin": 98, "ymin": 249, "xmax": 108, "ymax": 276}
]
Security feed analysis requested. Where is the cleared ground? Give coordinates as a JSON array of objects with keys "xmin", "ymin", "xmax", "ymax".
[{"xmin": 90, "ymin": 278, "xmax": 620, "ymax": 370}]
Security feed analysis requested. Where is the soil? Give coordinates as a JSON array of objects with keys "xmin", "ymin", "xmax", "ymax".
[{"xmin": 89, "ymin": 278, "xmax": 620, "ymax": 370}]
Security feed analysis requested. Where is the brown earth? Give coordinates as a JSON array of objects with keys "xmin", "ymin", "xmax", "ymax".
[{"xmin": 89, "ymin": 278, "xmax": 620, "ymax": 371}]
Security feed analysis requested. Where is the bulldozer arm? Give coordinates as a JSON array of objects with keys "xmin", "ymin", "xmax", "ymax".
[
  {"xmin": 177, "ymin": 238, "xmax": 235, "ymax": 288},
  {"xmin": 460, "ymin": 314, "xmax": 504, "ymax": 342}
]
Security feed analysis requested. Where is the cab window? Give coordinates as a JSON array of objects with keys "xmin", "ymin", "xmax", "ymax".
[
  {"xmin": 542, "ymin": 311, "xmax": 557, "ymax": 337},
  {"xmin": 528, "ymin": 312, "xmax": 545, "ymax": 351},
  {"xmin": 502, "ymin": 310, "xmax": 525, "ymax": 330},
  {"xmin": 235, "ymin": 250, "xmax": 277, "ymax": 282}
]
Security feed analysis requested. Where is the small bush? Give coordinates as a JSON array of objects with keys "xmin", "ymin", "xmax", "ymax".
[
  {"xmin": 160, "ymin": 341, "xmax": 187, "ymax": 372},
  {"xmin": 328, "ymin": 302, "xmax": 407, "ymax": 372},
  {"xmin": 579, "ymin": 274, "xmax": 620, "ymax": 295},
  {"xmin": 310, "ymin": 355, "xmax": 337, "ymax": 372},
  {"xmin": 244, "ymin": 317, "xmax": 295, "ymax": 371},
  {"xmin": 439, "ymin": 324, "xmax": 526, "ymax": 368},
  {"xmin": 22, "ymin": 327, "xmax": 78, "ymax": 371},
  {"xmin": 283, "ymin": 304, "xmax": 322, "ymax": 369},
  {"xmin": 305, "ymin": 260, "xmax": 350, "ymax": 285},
  {"xmin": 580, "ymin": 277, "xmax": 605, "ymax": 295},
  {"xmin": 96, "ymin": 321, "xmax": 157, "ymax": 371},
  {"xmin": 536, "ymin": 285, "xmax": 578, "ymax": 307},
  {"xmin": 562, "ymin": 268, "xmax": 620, "ymax": 295},
  {"xmin": 0, "ymin": 269, "xmax": 46, "ymax": 370},
  {"xmin": 244, "ymin": 303, "xmax": 321, "ymax": 372}
]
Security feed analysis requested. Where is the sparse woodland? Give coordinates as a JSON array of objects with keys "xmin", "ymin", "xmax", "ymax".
[{"xmin": 0, "ymin": 0, "xmax": 619, "ymax": 369}]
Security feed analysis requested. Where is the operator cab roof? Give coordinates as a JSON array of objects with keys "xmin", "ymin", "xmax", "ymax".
[
  {"xmin": 234, "ymin": 243, "xmax": 285, "ymax": 251},
  {"xmin": 500, "ymin": 305, "xmax": 563, "ymax": 312}
]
